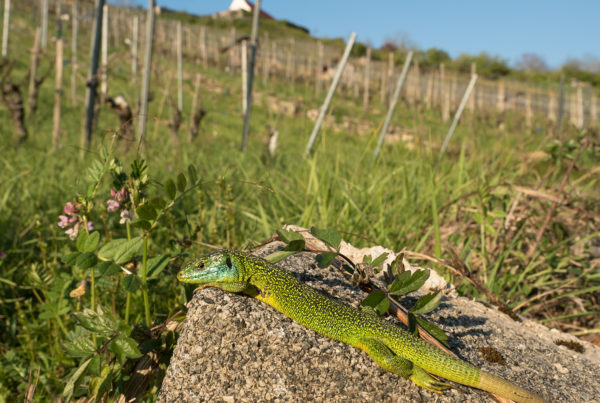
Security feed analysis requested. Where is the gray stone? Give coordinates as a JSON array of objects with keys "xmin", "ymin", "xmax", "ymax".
[{"xmin": 159, "ymin": 251, "xmax": 600, "ymax": 402}]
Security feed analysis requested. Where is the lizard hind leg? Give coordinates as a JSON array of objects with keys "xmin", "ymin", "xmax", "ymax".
[{"xmin": 358, "ymin": 337, "xmax": 452, "ymax": 394}]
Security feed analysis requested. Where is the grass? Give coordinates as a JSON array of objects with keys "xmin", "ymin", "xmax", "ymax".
[{"xmin": 1, "ymin": 2, "xmax": 599, "ymax": 400}]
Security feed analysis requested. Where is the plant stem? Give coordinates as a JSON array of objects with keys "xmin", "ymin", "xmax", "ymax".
[
  {"xmin": 125, "ymin": 220, "xmax": 132, "ymax": 323},
  {"xmin": 90, "ymin": 266, "xmax": 96, "ymax": 310},
  {"xmin": 141, "ymin": 235, "xmax": 151, "ymax": 326}
]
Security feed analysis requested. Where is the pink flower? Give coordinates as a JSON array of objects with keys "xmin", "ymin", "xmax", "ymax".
[
  {"xmin": 106, "ymin": 199, "xmax": 120, "ymax": 212},
  {"xmin": 87, "ymin": 221, "xmax": 94, "ymax": 232},
  {"xmin": 58, "ymin": 215, "xmax": 77, "ymax": 228},
  {"xmin": 110, "ymin": 187, "xmax": 130, "ymax": 204},
  {"xmin": 65, "ymin": 223, "xmax": 80, "ymax": 240},
  {"xmin": 64, "ymin": 202, "xmax": 79, "ymax": 216},
  {"xmin": 119, "ymin": 209, "xmax": 133, "ymax": 224}
]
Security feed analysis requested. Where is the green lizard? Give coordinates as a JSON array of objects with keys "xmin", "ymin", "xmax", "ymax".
[{"xmin": 177, "ymin": 249, "xmax": 546, "ymax": 403}]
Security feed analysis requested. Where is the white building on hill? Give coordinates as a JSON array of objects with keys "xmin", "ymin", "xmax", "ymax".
[{"xmin": 213, "ymin": 0, "xmax": 274, "ymax": 20}]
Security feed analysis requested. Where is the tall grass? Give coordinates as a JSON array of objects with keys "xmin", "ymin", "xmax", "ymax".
[{"xmin": 0, "ymin": 5, "xmax": 598, "ymax": 399}]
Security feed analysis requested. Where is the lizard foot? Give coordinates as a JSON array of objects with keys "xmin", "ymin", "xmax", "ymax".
[{"xmin": 410, "ymin": 367, "xmax": 453, "ymax": 393}]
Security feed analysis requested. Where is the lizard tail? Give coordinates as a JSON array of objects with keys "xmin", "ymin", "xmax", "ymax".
[{"xmin": 477, "ymin": 371, "xmax": 547, "ymax": 403}]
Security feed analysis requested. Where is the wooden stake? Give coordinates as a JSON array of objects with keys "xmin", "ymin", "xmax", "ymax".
[
  {"xmin": 82, "ymin": 0, "xmax": 105, "ymax": 154},
  {"xmin": 386, "ymin": 52, "xmax": 394, "ymax": 106},
  {"xmin": 362, "ymin": 47, "xmax": 371, "ymax": 111},
  {"xmin": 576, "ymin": 82, "xmax": 584, "ymax": 129},
  {"xmin": 556, "ymin": 75, "xmax": 565, "ymax": 134},
  {"xmin": 240, "ymin": 0, "xmax": 261, "ymax": 151},
  {"xmin": 315, "ymin": 40, "xmax": 323, "ymax": 95},
  {"xmin": 440, "ymin": 73, "xmax": 478, "ymax": 156},
  {"xmin": 304, "ymin": 32, "xmax": 356, "ymax": 156},
  {"xmin": 1, "ymin": 0, "xmax": 10, "ymax": 58},
  {"xmin": 229, "ymin": 27, "xmax": 236, "ymax": 72},
  {"xmin": 413, "ymin": 59, "xmax": 421, "ymax": 104},
  {"xmin": 468, "ymin": 62, "xmax": 476, "ymax": 111},
  {"xmin": 52, "ymin": 0, "xmax": 64, "ymax": 151},
  {"xmin": 590, "ymin": 94, "xmax": 596, "ymax": 126},
  {"xmin": 189, "ymin": 73, "xmax": 202, "ymax": 143},
  {"xmin": 425, "ymin": 72, "xmax": 433, "ymax": 109},
  {"xmin": 27, "ymin": 28, "xmax": 40, "ymax": 114},
  {"xmin": 200, "ymin": 25, "xmax": 207, "ymax": 69},
  {"xmin": 548, "ymin": 89, "xmax": 556, "ymax": 123},
  {"xmin": 261, "ymin": 32, "xmax": 269, "ymax": 84},
  {"xmin": 176, "ymin": 21, "xmax": 183, "ymax": 111},
  {"xmin": 131, "ymin": 14, "xmax": 138, "ymax": 84},
  {"xmin": 497, "ymin": 78, "xmax": 505, "ymax": 113},
  {"xmin": 440, "ymin": 64, "xmax": 449, "ymax": 122},
  {"xmin": 525, "ymin": 90, "xmax": 532, "ymax": 130},
  {"xmin": 100, "ymin": 4, "xmax": 108, "ymax": 100},
  {"xmin": 270, "ymin": 41, "xmax": 276, "ymax": 78},
  {"xmin": 41, "ymin": 0, "xmax": 48, "ymax": 48},
  {"xmin": 374, "ymin": 51, "xmax": 413, "ymax": 160},
  {"xmin": 71, "ymin": 1, "xmax": 78, "ymax": 107},
  {"xmin": 136, "ymin": 0, "xmax": 155, "ymax": 146},
  {"xmin": 241, "ymin": 39, "xmax": 247, "ymax": 115}
]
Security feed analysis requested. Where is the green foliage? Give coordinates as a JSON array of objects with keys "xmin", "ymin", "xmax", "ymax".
[
  {"xmin": 311, "ymin": 227, "xmax": 342, "ymax": 249},
  {"xmin": 389, "ymin": 270, "xmax": 430, "ymax": 296},
  {"xmin": 1, "ymin": 4, "xmax": 598, "ymax": 400},
  {"xmin": 451, "ymin": 52, "xmax": 510, "ymax": 78}
]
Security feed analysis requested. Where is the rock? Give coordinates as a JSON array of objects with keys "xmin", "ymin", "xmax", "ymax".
[{"xmin": 159, "ymin": 249, "xmax": 600, "ymax": 402}]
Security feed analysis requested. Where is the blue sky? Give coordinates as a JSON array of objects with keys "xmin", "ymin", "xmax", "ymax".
[{"xmin": 127, "ymin": 0, "xmax": 599, "ymax": 69}]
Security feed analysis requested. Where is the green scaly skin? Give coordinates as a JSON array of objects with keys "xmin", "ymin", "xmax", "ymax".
[{"xmin": 178, "ymin": 250, "xmax": 546, "ymax": 403}]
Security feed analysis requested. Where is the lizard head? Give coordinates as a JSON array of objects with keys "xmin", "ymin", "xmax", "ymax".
[{"xmin": 177, "ymin": 249, "xmax": 244, "ymax": 285}]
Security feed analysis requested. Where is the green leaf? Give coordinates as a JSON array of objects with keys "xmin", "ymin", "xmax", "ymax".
[
  {"xmin": 415, "ymin": 316, "xmax": 449, "ymax": 347},
  {"xmin": 389, "ymin": 269, "xmax": 430, "ymax": 296},
  {"xmin": 265, "ymin": 239, "xmax": 306, "ymax": 263},
  {"xmin": 375, "ymin": 296, "xmax": 390, "ymax": 316},
  {"xmin": 187, "ymin": 164, "xmax": 198, "ymax": 184},
  {"xmin": 132, "ymin": 220, "xmax": 152, "ymax": 231},
  {"xmin": 63, "ymin": 357, "xmax": 93, "ymax": 399},
  {"xmin": 410, "ymin": 291, "xmax": 442, "ymax": 314},
  {"xmin": 136, "ymin": 204, "xmax": 157, "ymax": 221},
  {"xmin": 63, "ymin": 336, "xmax": 97, "ymax": 357},
  {"xmin": 96, "ymin": 261, "xmax": 121, "ymax": 277},
  {"xmin": 390, "ymin": 253, "xmax": 404, "ymax": 277},
  {"xmin": 310, "ymin": 227, "xmax": 342, "ymax": 249},
  {"xmin": 147, "ymin": 255, "xmax": 170, "ymax": 279},
  {"xmin": 165, "ymin": 179, "xmax": 177, "ymax": 199},
  {"xmin": 76, "ymin": 252, "xmax": 98, "ymax": 270},
  {"xmin": 88, "ymin": 354, "xmax": 101, "ymax": 376},
  {"xmin": 76, "ymin": 232, "xmax": 88, "ymax": 252},
  {"xmin": 109, "ymin": 336, "xmax": 142, "ymax": 364},
  {"xmin": 370, "ymin": 252, "xmax": 389, "ymax": 267},
  {"xmin": 72, "ymin": 306, "xmax": 117, "ymax": 336},
  {"xmin": 408, "ymin": 312, "xmax": 418, "ymax": 334},
  {"xmin": 123, "ymin": 274, "xmax": 141, "ymax": 292},
  {"xmin": 149, "ymin": 197, "xmax": 166, "ymax": 210},
  {"xmin": 98, "ymin": 237, "xmax": 143, "ymax": 264},
  {"xmin": 316, "ymin": 252, "xmax": 337, "ymax": 268},
  {"xmin": 89, "ymin": 367, "xmax": 113, "ymax": 400},
  {"xmin": 276, "ymin": 228, "xmax": 304, "ymax": 244},
  {"xmin": 177, "ymin": 172, "xmax": 187, "ymax": 192},
  {"xmin": 361, "ymin": 290, "xmax": 386, "ymax": 308},
  {"xmin": 284, "ymin": 239, "xmax": 306, "ymax": 252},
  {"xmin": 62, "ymin": 252, "xmax": 81, "ymax": 266},
  {"xmin": 77, "ymin": 231, "xmax": 100, "ymax": 253}
]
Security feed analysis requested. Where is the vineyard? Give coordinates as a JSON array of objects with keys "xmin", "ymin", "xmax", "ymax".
[{"xmin": 0, "ymin": 0, "xmax": 599, "ymax": 400}]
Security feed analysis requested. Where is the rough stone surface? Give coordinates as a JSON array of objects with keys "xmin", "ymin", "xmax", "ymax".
[{"xmin": 159, "ymin": 250, "xmax": 600, "ymax": 402}]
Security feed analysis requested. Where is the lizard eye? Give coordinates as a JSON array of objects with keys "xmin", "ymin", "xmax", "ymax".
[{"xmin": 225, "ymin": 257, "xmax": 232, "ymax": 269}]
